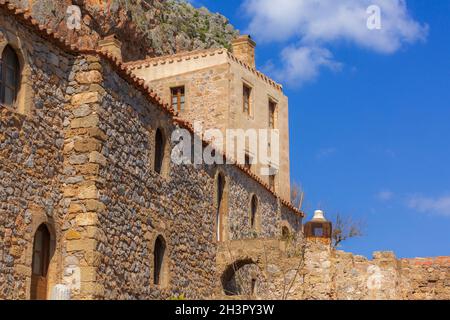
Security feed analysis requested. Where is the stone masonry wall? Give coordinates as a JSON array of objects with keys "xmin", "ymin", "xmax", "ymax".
[
  {"xmin": 0, "ymin": 10, "xmax": 73, "ymax": 299},
  {"xmin": 302, "ymin": 239, "xmax": 450, "ymax": 300},
  {"xmin": 87, "ymin": 58, "xmax": 300, "ymax": 299},
  {"xmin": 146, "ymin": 63, "xmax": 231, "ymax": 137},
  {"xmin": 0, "ymin": 6, "xmax": 302, "ymax": 300}
]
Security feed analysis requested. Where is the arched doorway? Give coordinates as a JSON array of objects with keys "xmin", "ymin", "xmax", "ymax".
[
  {"xmin": 221, "ymin": 259, "xmax": 264, "ymax": 297},
  {"xmin": 153, "ymin": 235, "xmax": 167, "ymax": 286},
  {"xmin": 30, "ymin": 224, "xmax": 51, "ymax": 300}
]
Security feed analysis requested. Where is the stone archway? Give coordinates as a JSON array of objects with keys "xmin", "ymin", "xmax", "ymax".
[{"xmin": 220, "ymin": 258, "xmax": 267, "ymax": 297}]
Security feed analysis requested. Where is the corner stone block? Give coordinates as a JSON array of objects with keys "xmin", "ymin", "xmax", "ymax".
[
  {"xmin": 78, "ymin": 184, "xmax": 99, "ymax": 200},
  {"xmin": 71, "ymin": 92, "xmax": 100, "ymax": 106},
  {"xmin": 75, "ymin": 212, "xmax": 98, "ymax": 227},
  {"xmin": 75, "ymin": 71, "xmax": 103, "ymax": 84},
  {"xmin": 74, "ymin": 138, "xmax": 102, "ymax": 153},
  {"xmin": 89, "ymin": 151, "xmax": 106, "ymax": 166},
  {"xmin": 80, "ymin": 267, "xmax": 97, "ymax": 282},
  {"xmin": 70, "ymin": 114, "xmax": 100, "ymax": 129},
  {"xmin": 80, "ymin": 282, "xmax": 104, "ymax": 297},
  {"xmin": 66, "ymin": 239, "xmax": 97, "ymax": 252},
  {"xmin": 66, "ymin": 229, "xmax": 82, "ymax": 240}
]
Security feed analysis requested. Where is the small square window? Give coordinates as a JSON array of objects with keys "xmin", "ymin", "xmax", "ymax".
[{"xmin": 314, "ymin": 227, "xmax": 324, "ymax": 237}]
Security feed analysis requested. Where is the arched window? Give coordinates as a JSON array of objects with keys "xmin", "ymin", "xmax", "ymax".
[
  {"xmin": 250, "ymin": 195, "xmax": 258, "ymax": 229},
  {"xmin": 154, "ymin": 235, "xmax": 167, "ymax": 286},
  {"xmin": 216, "ymin": 173, "xmax": 226, "ymax": 242},
  {"xmin": 154, "ymin": 128, "xmax": 165, "ymax": 175},
  {"xmin": 30, "ymin": 224, "xmax": 51, "ymax": 300},
  {"xmin": 0, "ymin": 45, "xmax": 21, "ymax": 106}
]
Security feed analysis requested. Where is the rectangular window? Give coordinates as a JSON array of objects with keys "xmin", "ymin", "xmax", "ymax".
[
  {"xmin": 244, "ymin": 153, "xmax": 252, "ymax": 170},
  {"xmin": 269, "ymin": 100, "xmax": 276, "ymax": 129},
  {"xmin": 171, "ymin": 86, "xmax": 185, "ymax": 112},
  {"xmin": 314, "ymin": 227, "xmax": 324, "ymax": 237},
  {"xmin": 243, "ymin": 84, "xmax": 252, "ymax": 115},
  {"xmin": 269, "ymin": 174, "xmax": 275, "ymax": 191}
]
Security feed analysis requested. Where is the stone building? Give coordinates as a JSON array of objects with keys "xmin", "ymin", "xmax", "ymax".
[
  {"xmin": 0, "ymin": 1, "xmax": 448, "ymax": 301},
  {"xmin": 127, "ymin": 35, "xmax": 291, "ymax": 200},
  {"xmin": 0, "ymin": 0, "xmax": 302, "ymax": 300}
]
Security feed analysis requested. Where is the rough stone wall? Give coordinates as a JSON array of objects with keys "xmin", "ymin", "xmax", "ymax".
[
  {"xmin": 225, "ymin": 168, "xmax": 281, "ymax": 240},
  {"xmin": 0, "ymin": 6, "xmax": 301, "ymax": 300},
  {"xmin": 93, "ymin": 62, "xmax": 219, "ymax": 299},
  {"xmin": 88, "ymin": 59, "xmax": 299, "ymax": 299},
  {"xmin": 301, "ymin": 239, "xmax": 450, "ymax": 300},
  {"xmin": 399, "ymin": 257, "xmax": 450, "ymax": 299},
  {"xmin": 281, "ymin": 206, "xmax": 303, "ymax": 236},
  {"xmin": 218, "ymin": 237, "xmax": 450, "ymax": 301},
  {"xmin": 144, "ymin": 61, "xmax": 231, "ymax": 136},
  {"xmin": 0, "ymin": 11, "xmax": 73, "ymax": 299},
  {"xmin": 132, "ymin": 52, "xmax": 291, "ymax": 201}
]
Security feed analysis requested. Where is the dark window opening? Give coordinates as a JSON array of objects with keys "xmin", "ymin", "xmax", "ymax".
[
  {"xmin": 154, "ymin": 128, "xmax": 165, "ymax": 174},
  {"xmin": 269, "ymin": 174, "xmax": 275, "ymax": 191},
  {"xmin": 251, "ymin": 278, "xmax": 257, "ymax": 295},
  {"xmin": 314, "ymin": 227, "xmax": 324, "ymax": 237},
  {"xmin": 282, "ymin": 226, "xmax": 290, "ymax": 240},
  {"xmin": 153, "ymin": 236, "xmax": 166, "ymax": 285},
  {"xmin": 243, "ymin": 84, "xmax": 251, "ymax": 115},
  {"xmin": 250, "ymin": 195, "xmax": 258, "ymax": 228},
  {"xmin": 31, "ymin": 224, "xmax": 51, "ymax": 300},
  {"xmin": 269, "ymin": 100, "xmax": 276, "ymax": 129},
  {"xmin": 216, "ymin": 173, "xmax": 226, "ymax": 242},
  {"xmin": 244, "ymin": 154, "xmax": 252, "ymax": 170},
  {"xmin": 0, "ymin": 45, "xmax": 21, "ymax": 106},
  {"xmin": 171, "ymin": 86, "xmax": 185, "ymax": 112}
]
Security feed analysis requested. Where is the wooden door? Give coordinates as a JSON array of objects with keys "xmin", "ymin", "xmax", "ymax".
[{"xmin": 30, "ymin": 225, "xmax": 50, "ymax": 300}]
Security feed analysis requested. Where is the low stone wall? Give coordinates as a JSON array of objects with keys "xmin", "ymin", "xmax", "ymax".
[{"xmin": 302, "ymin": 239, "xmax": 450, "ymax": 300}]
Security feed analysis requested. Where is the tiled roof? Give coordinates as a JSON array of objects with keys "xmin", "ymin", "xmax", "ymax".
[
  {"xmin": 125, "ymin": 48, "xmax": 283, "ymax": 92},
  {"xmin": 124, "ymin": 48, "xmax": 226, "ymax": 69},
  {"xmin": 0, "ymin": 0, "xmax": 303, "ymax": 217}
]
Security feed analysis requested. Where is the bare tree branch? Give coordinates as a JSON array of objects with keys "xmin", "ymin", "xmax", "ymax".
[
  {"xmin": 331, "ymin": 213, "xmax": 364, "ymax": 248},
  {"xmin": 291, "ymin": 182, "xmax": 305, "ymax": 210}
]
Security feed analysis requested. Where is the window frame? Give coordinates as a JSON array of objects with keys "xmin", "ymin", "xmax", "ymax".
[
  {"xmin": 154, "ymin": 128, "xmax": 167, "ymax": 176},
  {"xmin": 170, "ymin": 86, "xmax": 185, "ymax": 113},
  {"xmin": 243, "ymin": 83, "xmax": 252, "ymax": 115},
  {"xmin": 250, "ymin": 195, "xmax": 258, "ymax": 229},
  {"xmin": 269, "ymin": 99, "xmax": 277, "ymax": 129},
  {"xmin": 153, "ymin": 235, "xmax": 167, "ymax": 286},
  {"xmin": 0, "ymin": 45, "xmax": 21, "ymax": 107}
]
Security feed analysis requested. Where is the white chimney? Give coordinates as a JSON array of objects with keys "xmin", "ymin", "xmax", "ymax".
[{"xmin": 312, "ymin": 210, "xmax": 327, "ymax": 221}]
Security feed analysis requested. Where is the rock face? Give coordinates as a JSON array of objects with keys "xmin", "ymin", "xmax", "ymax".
[{"xmin": 10, "ymin": 0, "xmax": 239, "ymax": 61}]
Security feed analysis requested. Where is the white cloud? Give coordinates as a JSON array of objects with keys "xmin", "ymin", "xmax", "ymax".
[
  {"xmin": 243, "ymin": 0, "xmax": 428, "ymax": 86},
  {"xmin": 377, "ymin": 190, "xmax": 394, "ymax": 201},
  {"xmin": 316, "ymin": 147, "xmax": 337, "ymax": 159},
  {"xmin": 407, "ymin": 194, "xmax": 450, "ymax": 217},
  {"xmin": 277, "ymin": 46, "xmax": 342, "ymax": 86}
]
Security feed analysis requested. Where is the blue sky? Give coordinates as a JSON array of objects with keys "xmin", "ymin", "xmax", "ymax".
[{"xmin": 187, "ymin": 0, "xmax": 450, "ymax": 258}]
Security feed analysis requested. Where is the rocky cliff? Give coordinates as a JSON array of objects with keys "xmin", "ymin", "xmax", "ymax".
[{"xmin": 13, "ymin": 0, "xmax": 239, "ymax": 61}]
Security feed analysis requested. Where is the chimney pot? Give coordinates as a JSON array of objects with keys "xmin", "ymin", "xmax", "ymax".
[
  {"xmin": 231, "ymin": 35, "xmax": 256, "ymax": 68},
  {"xmin": 98, "ymin": 34, "xmax": 122, "ymax": 62}
]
